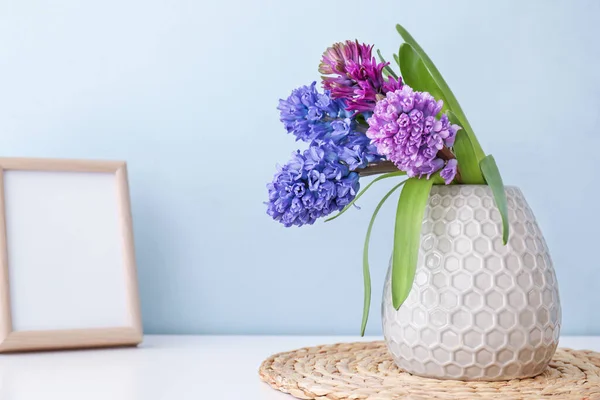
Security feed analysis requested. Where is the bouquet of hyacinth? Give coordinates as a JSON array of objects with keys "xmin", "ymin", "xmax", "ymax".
[{"xmin": 266, "ymin": 24, "xmax": 509, "ymax": 335}]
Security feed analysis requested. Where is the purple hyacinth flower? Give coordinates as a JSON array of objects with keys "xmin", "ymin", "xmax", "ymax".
[
  {"xmin": 277, "ymin": 82, "xmax": 346, "ymax": 143},
  {"xmin": 440, "ymin": 159, "xmax": 458, "ymax": 184},
  {"xmin": 366, "ymin": 86, "xmax": 461, "ymax": 183},
  {"xmin": 266, "ymin": 144, "xmax": 360, "ymax": 227},
  {"xmin": 277, "ymin": 82, "xmax": 384, "ymax": 173}
]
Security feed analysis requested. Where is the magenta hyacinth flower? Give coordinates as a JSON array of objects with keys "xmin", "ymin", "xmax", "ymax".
[
  {"xmin": 366, "ymin": 86, "xmax": 461, "ymax": 181},
  {"xmin": 319, "ymin": 40, "xmax": 402, "ymax": 113}
]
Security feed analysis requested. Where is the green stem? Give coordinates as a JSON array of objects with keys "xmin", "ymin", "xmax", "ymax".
[{"xmin": 361, "ymin": 180, "xmax": 407, "ymax": 336}]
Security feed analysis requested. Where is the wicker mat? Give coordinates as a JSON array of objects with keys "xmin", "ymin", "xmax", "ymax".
[{"xmin": 259, "ymin": 341, "xmax": 600, "ymax": 399}]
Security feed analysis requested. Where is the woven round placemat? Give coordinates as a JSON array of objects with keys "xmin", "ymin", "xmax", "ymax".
[{"xmin": 259, "ymin": 341, "xmax": 600, "ymax": 399}]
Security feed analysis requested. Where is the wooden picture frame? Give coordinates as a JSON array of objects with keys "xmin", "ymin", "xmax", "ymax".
[{"xmin": 0, "ymin": 158, "xmax": 142, "ymax": 352}]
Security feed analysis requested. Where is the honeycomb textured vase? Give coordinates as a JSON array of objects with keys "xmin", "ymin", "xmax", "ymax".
[{"xmin": 382, "ymin": 185, "xmax": 561, "ymax": 381}]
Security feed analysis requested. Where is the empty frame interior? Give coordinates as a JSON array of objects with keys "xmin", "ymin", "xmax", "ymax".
[{"xmin": 0, "ymin": 158, "xmax": 142, "ymax": 352}]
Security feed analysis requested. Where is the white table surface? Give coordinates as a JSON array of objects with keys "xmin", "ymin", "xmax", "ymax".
[{"xmin": 0, "ymin": 335, "xmax": 598, "ymax": 399}]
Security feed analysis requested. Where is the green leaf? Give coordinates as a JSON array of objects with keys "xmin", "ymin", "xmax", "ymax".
[
  {"xmin": 395, "ymin": 23, "xmax": 486, "ymax": 161},
  {"xmin": 398, "ymin": 43, "xmax": 448, "ymax": 114},
  {"xmin": 325, "ymin": 171, "xmax": 405, "ymax": 222},
  {"xmin": 377, "ymin": 49, "xmax": 399, "ymax": 79},
  {"xmin": 448, "ymin": 111, "xmax": 485, "ymax": 184},
  {"xmin": 395, "ymin": 43, "xmax": 483, "ymax": 184},
  {"xmin": 480, "ymin": 155, "xmax": 510, "ymax": 245},
  {"xmin": 391, "ymin": 177, "xmax": 435, "ymax": 309},
  {"xmin": 360, "ymin": 180, "xmax": 407, "ymax": 336}
]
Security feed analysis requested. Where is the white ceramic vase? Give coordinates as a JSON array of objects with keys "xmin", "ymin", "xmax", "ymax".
[{"xmin": 382, "ymin": 185, "xmax": 561, "ymax": 381}]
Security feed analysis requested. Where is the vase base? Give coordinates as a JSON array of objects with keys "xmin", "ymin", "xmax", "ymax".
[{"xmin": 385, "ymin": 338, "xmax": 558, "ymax": 381}]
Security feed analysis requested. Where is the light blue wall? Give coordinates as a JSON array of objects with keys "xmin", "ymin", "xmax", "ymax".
[{"xmin": 1, "ymin": 0, "xmax": 599, "ymax": 335}]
